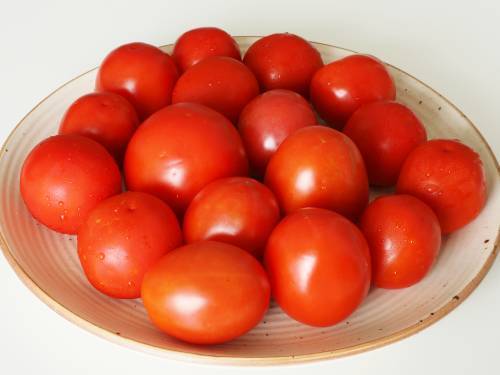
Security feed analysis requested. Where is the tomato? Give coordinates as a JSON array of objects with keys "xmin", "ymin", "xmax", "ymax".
[
  {"xmin": 172, "ymin": 27, "xmax": 241, "ymax": 72},
  {"xmin": 124, "ymin": 103, "xmax": 248, "ymax": 214},
  {"xmin": 184, "ymin": 177, "xmax": 279, "ymax": 257},
  {"xmin": 238, "ymin": 89, "xmax": 317, "ymax": 176},
  {"xmin": 360, "ymin": 194, "xmax": 441, "ymax": 289},
  {"xmin": 265, "ymin": 208, "xmax": 370, "ymax": 327},
  {"xmin": 77, "ymin": 192, "xmax": 182, "ymax": 298},
  {"xmin": 172, "ymin": 56, "xmax": 259, "ymax": 123},
  {"xmin": 343, "ymin": 101, "xmax": 427, "ymax": 186},
  {"xmin": 310, "ymin": 54, "xmax": 396, "ymax": 128},
  {"xmin": 20, "ymin": 135, "xmax": 121, "ymax": 234},
  {"xmin": 96, "ymin": 42, "xmax": 178, "ymax": 119},
  {"xmin": 58, "ymin": 92, "xmax": 139, "ymax": 162},
  {"xmin": 265, "ymin": 126, "xmax": 369, "ymax": 219},
  {"xmin": 396, "ymin": 139, "xmax": 486, "ymax": 234},
  {"xmin": 243, "ymin": 33, "xmax": 323, "ymax": 96},
  {"xmin": 141, "ymin": 241, "xmax": 270, "ymax": 344}
]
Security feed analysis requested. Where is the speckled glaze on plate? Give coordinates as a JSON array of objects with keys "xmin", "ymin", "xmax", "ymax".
[{"xmin": 0, "ymin": 37, "xmax": 498, "ymax": 365}]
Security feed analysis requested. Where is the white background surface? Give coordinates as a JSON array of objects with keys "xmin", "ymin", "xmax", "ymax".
[{"xmin": 1, "ymin": 1, "xmax": 499, "ymax": 374}]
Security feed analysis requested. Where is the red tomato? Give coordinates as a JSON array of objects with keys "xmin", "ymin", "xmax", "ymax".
[
  {"xmin": 238, "ymin": 89, "xmax": 317, "ymax": 176},
  {"xmin": 397, "ymin": 139, "xmax": 486, "ymax": 234},
  {"xmin": 20, "ymin": 135, "xmax": 121, "ymax": 234},
  {"xmin": 96, "ymin": 42, "xmax": 178, "ymax": 119},
  {"xmin": 77, "ymin": 192, "xmax": 182, "ymax": 298},
  {"xmin": 343, "ymin": 101, "xmax": 427, "ymax": 186},
  {"xmin": 58, "ymin": 92, "xmax": 139, "ymax": 162},
  {"xmin": 360, "ymin": 194, "xmax": 441, "ymax": 289},
  {"xmin": 265, "ymin": 126, "xmax": 369, "ymax": 219},
  {"xmin": 173, "ymin": 27, "xmax": 241, "ymax": 72},
  {"xmin": 265, "ymin": 208, "xmax": 370, "ymax": 327},
  {"xmin": 172, "ymin": 56, "xmax": 259, "ymax": 123},
  {"xmin": 124, "ymin": 103, "xmax": 248, "ymax": 214},
  {"xmin": 184, "ymin": 177, "xmax": 279, "ymax": 257},
  {"xmin": 141, "ymin": 241, "xmax": 270, "ymax": 344},
  {"xmin": 243, "ymin": 33, "xmax": 323, "ymax": 96},
  {"xmin": 310, "ymin": 54, "xmax": 396, "ymax": 128}
]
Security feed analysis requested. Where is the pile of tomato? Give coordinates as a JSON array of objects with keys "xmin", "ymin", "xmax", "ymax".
[{"xmin": 20, "ymin": 28, "xmax": 487, "ymax": 344}]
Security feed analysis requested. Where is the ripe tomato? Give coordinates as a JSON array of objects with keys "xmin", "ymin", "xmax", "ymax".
[
  {"xmin": 58, "ymin": 92, "xmax": 139, "ymax": 162},
  {"xmin": 124, "ymin": 103, "xmax": 248, "ymax": 214},
  {"xmin": 172, "ymin": 56, "xmax": 259, "ymax": 123},
  {"xmin": 310, "ymin": 54, "xmax": 396, "ymax": 128},
  {"xmin": 20, "ymin": 135, "xmax": 121, "ymax": 234},
  {"xmin": 183, "ymin": 177, "xmax": 279, "ymax": 257},
  {"xmin": 343, "ymin": 101, "xmax": 427, "ymax": 186},
  {"xmin": 77, "ymin": 192, "xmax": 182, "ymax": 298},
  {"xmin": 265, "ymin": 208, "xmax": 370, "ymax": 327},
  {"xmin": 172, "ymin": 27, "xmax": 241, "ymax": 72},
  {"xmin": 265, "ymin": 126, "xmax": 369, "ymax": 219},
  {"xmin": 397, "ymin": 139, "xmax": 486, "ymax": 234},
  {"xmin": 141, "ymin": 241, "xmax": 270, "ymax": 344},
  {"xmin": 243, "ymin": 33, "xmax": 323, "ymax": 96},
  {"xmin": 360, "ymin": 194, "xmax": 441, "ymax": 289},
  {"xmin": 238, "ymin": 89, "xmax": 317, "ymax": 176},
  {"xmin": 96, "ymin": 42, "xmax": 178, "ymax": 119}
]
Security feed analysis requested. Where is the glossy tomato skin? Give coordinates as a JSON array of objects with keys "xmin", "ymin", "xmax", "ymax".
[
  {"xmin": 124, "ymin": 103, "xmax": 248, "ymax": 215},
  {"xmin": 58, "ymin": 92, "xmax": 139, "ymax": 162},
  {"xmin": 238, "ymin": 89, "xmax": 317, "ymax": 176},
  {"xmin": 183, "ymin": 177, "xmax": 280, "ymax": 257},
  {"xmin": 343, "ymin": 101, "xmax": 427, "ymax": 186},
  {"xmin": 172, "ymin": 56, "xmax": 259, "ymax": 123},
  {"xmin": 77, "ymin": 192, "xmax": 182, "ymax": 299},
  {"xmin": 20, "ymin": 135, "xmax": 121, "ymax": 234},
  {"xmin": 265, "ymin": 208, "xmax": 371, "ymax": 327},
  {"xmin": 360, "ymin": 194, "xmax": 441, "ymax": 289},
  {"xmin": 172, "ymin": 27, "xmax": 241, "ymax": 72},
  {"xmin": 310, "ymin": 55, "xmax": 396, "ymax": 128},
  {"xmin": 96, "ymin": 42, "xmax": 178, "ymax": 119},
  {"xmin": 396, "ymin": 139, "xmax": 486, "ymax": 234},
  {"xmin": 265, "ymin": 126, "xmax": 369, "ymax": 219},
  {"xmin": 243, "ymin": 33, "xmax": 323, "ymax": 96},
  {"xmin": 141, "ymin": 241, "xmax": 270, "ymax": 344}
]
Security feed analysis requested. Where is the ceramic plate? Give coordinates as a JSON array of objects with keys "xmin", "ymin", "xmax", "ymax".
[{"xmin": 0, "ymin": 36, "xmax": 498, "ymax": 365}]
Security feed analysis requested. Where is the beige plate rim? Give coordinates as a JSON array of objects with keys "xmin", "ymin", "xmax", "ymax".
[{"xmin": 0, "ymin": 37, "xmax": 498, "ymax": 366}]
